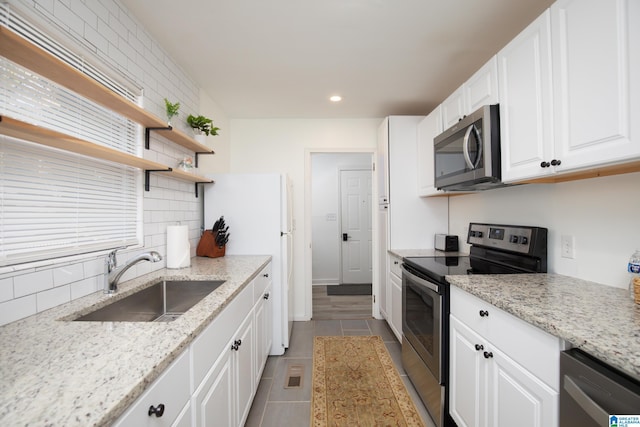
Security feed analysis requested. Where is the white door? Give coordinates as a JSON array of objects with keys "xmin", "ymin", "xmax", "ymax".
[{"xmin": 340, "ymin": 169, "xmax": 373, "ymax": 284}]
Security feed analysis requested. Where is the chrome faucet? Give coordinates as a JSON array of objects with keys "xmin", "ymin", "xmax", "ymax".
[{"xmin": 104, "ymin": 248, "xmax": 162, "ymax": 294}]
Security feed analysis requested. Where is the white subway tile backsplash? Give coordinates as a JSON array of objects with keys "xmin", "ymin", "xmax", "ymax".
[
  {"xmin": 84, "ymin": 23, "xmax": 109, "ymax": 53},
  {"xmin": 53, "ymin": 263, "xmax": 84, "ymax": 287},
  {"xmin": 36, "ymin": 285, "xmax": 71, "ymax": 312},
  {"xmin": 0, "ymin": 278, "xmax": 14, "ymax": 303},
  {"xmin": 72, "ymin": 0, "xmax": 98, "ymax": 30},
  {"xmin": 71, "ymin": 276, "xmax": 101, "ymax": 299},
  {"xmin": 53, "ymin": 2, "xmax": 84, "ymax": 35},
  {"xmin": 83, "ymin": 258, "xmax": 105, "ymax": 278},
  {"xmin": 0, "ymin": 295, "xmax": 37, "ymax": 326},
  {"xmin": 97, "ymin": 17, "xmax": 118, "ymax": 46},
  {"xmin": 34, "ymin": 0, "xmax": 54, "ymax": 15},
  {"xmin": 14, "ymin": 270, "xmax": 54, "ymax": 298}
]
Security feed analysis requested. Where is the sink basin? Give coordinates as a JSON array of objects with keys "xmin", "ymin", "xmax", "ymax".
[{"xmin": 74, "ymin": 280, "xmax": 225, "ymax": 322}]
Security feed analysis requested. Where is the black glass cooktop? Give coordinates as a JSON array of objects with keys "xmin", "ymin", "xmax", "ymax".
[{"xmin": 403, "ymin": 256, "xmax": 471, "ymax": 284}]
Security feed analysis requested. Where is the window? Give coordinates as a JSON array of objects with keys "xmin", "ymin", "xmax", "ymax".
[{"xmin": 0, "ymin": 7, "xmax": 142, "ymax": 267}]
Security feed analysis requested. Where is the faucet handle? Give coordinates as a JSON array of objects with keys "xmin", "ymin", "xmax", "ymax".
[{"xmin": 106, "ymin": 246, "xmax": 126, "ymax": 272}]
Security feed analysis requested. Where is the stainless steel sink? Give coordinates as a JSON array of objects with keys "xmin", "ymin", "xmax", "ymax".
[{"xmin": 74, "ymin": 280, "xmax": 225, "ymax": 322}]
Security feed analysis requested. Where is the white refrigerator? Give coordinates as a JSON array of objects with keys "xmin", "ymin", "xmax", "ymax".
[{"xmin": 204, "ymin": 173, "xmax": 293, "ymax": 356}]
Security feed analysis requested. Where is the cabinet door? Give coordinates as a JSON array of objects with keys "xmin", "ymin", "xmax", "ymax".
[
  {"xmin": 449, "ymin": 315, "xmax": 488, "ymax": 427},
  {"xmin": 551, "ymin": 0, "xmax": 640, "ymax": 170},
  {"xmin": 442, "ymin": 86, "xmax": 465, "ymax": 129},
  {"xmin": 465, "ymin": 56, "xmax": 499, "ymax": 113},
  {"xmin": 377, "ymin": 118, "xmax": 390, "ymax": 203},
  {"xmin": 254, "ymin": 283, "xmax": 272, "ymax": 383},
  {"xmin": 234, "ymin": 313, "xmax": 255, "ymax": 427},
  {"xmin": 488, "ymin": 346, "xmax": 558, "ymax": 427},
  {"xmin": 193, "ymin": 348, "xmax": 234, "ymax": 427},
  {"xmin": 498, "ymin": 10, "xmax": 554, "ymax": 183},
  {"xmin": 389, "ymin": 271, "xmax": 402, "ymax": 342},
  {"xmin": 417, "ymin": 106, "xmax": 445, "ymax": 197}
]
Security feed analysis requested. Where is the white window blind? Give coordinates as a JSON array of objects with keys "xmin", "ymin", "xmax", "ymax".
[{"xmin": 0, "ymin": 6, "xmax": 142, "ymax": 267}]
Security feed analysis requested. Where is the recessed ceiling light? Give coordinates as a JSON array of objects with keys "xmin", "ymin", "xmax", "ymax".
[{"xmin": 329, "ymin": 95, "xmax": 342, "ymax": 102}]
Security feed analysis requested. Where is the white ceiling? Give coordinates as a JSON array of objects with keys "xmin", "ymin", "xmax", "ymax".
[{"xmin": 120, "ymin": 0, "xmax": 552, "ymax": 119}]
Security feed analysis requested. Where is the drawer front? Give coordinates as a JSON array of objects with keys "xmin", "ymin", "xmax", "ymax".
[
  {"xmin": 114, "ymin": 350, "xmax": 190, "ymax": 427},
  {"xmin": 254, "ymin": 263, "xmax": 272, "ymax": 304},
  {"xmin": 389, "ymin": 254, "xmax": 402, "ymax": 278},
  {"xmin": 192, "ymin": 282, "xmax": 253, "ymax": 386},
  {"xmin": 450, "ymin": 286, "xmax": 563, "ymax": 390}
]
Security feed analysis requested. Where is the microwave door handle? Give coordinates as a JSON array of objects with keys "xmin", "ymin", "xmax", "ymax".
[{"xmin": 462, "ymin": 124, "xmax": 483, "ymax": 170}]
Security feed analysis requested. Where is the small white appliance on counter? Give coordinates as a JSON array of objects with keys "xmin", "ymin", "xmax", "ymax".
[{"xmin": 204, "ymin": 173, "xmax": 293, "ymax": 355}]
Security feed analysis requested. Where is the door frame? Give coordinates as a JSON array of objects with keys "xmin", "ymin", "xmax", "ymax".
[
  {"xmin": 337, "ymin": 165, "xmax": 373, "ymax": 285},
  {"xmin": 304, "ymin": 148, "xmax": 380, "ymax": 321}
]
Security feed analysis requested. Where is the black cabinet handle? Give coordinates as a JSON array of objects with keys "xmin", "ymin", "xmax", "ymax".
[
  {"xmin": 475, "ymin": 344, "xmax": 484, "ymax": 351},
  {"xmin": 148, "ymin": 404, "xmax": 165, "ymax": 417},
  {"xmin": 231, "ymin": 343, "xmax": 239, "ymax": 351},
  {"xmin": 263, "ymin": 292, "xmax": 270, "ymax": 300},
  {"xmin": 483, "ymin": 351, "xmax": 494, "ymax": 359},
  {"xmin": 479, "ymin": 310, "xmax": 489, "ymax": 317},
  {"xmin": 540, "ymin": 161, "xmax": 550, "ymax": 168},
  {"xmin": 263, "ymin": 273, "xmax": 269, "ymax": 278},
  {"xmin": 551, "ymin": 159, "xmax": 562, "ymax": 166},
  {"xmin": 394, "ymin": 261, "xmax": 399, "ymax": 265}
]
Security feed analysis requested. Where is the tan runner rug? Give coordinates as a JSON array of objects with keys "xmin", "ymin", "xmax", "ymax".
[{"xmin": 311, "ymin": 335, "xmax": 424, "ymax": 426}]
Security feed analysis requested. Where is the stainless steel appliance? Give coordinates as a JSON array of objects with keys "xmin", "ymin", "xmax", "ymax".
[
  {"xmin": 434, "ymin": 104, "xmax": 503, "ymax": 191},
  {"xmin": 401, "ymin": 222, "xmax": 548, "ymax": 427},
  {"xmin": 560, "ymin": 348, "xmax": 640, "ymax": 427}
]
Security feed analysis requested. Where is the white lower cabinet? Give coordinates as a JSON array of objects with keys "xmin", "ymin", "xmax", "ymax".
[
  {"xmin": 114, "ymin": 262, "xmax": 272, "ymax": 427},
  {"xmin": 387, "ymin": 254, "xmax": 402, "ymax": 341},
  {"xmin": 449, "ymin": 286, "xmax": 562, "ymax": 427},
  {"xmin": 113, "ymin": 350, "xmax": 191, "ymax": 427}
]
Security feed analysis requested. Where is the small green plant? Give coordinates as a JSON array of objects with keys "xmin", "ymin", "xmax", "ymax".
[
  {"xmin": 187, "ymin": 114, "xmax": 220, "ymax": 136},
  {"xmin": 164, "ymin": 98, "xmax": 180, "ymax": 122}
]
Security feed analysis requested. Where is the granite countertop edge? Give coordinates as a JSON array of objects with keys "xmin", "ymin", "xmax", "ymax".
[
  {"xmin": 446, "ymin": 273, "xmax": 640, "ymax": 381},
  {"xmin": 0, "ymin": 255, "xmax": 271, "ymax": 427}
]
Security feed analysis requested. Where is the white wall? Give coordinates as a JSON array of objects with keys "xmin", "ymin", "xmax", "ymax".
[
  {"xmin": 229, "ymin": 119, "xmax": 380, "ymax": 320},
  {"xmin": 0, "ymin": 0, "xmax": 207, "ymax": 325},
  {"xmin": 198, "ymin": 89, "xmax": 230, "ymax": 173},
  {"xmin": 311, "ymin": 153, "xmax": 372, "ymax": 284},
  {"xmin": 448, "ymin": 171, "xmax": 640, "ymax": 288}
]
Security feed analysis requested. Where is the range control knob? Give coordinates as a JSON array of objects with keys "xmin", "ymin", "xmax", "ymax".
[
  {"xmin": 520, "ymin": 236, "xmax": 529, "ymax": 245},
  {"xmin": 509, "ymin": 235, "xmax": 519, "ymax": 243}
]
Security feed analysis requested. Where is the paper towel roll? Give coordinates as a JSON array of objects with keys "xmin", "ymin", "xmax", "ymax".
[{"xmin": 167, "ymin": 225, "xmax": 191, "ymax": 269}]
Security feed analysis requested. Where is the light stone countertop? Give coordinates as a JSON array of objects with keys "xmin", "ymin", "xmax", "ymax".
[
  {"xmin": 446, "ymin": 274, "xmax": 640, "ymax": 381},
  {"xmin": 389, "ymin": 248, "xmax": 468, "ymax": 258},
  {"xmin": 0, "ymin": 255, "xmax": 271, "ymax": 427}
]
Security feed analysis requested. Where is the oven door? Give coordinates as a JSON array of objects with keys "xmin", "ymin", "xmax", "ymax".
[{"xmin": 402, "ymin": 265, "xmax": 442, "ymax": 381}]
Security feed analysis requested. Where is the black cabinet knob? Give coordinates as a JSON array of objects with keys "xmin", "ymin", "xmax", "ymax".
[
  {"xmin": 551, "ymin": 159, "xmax": 562, "ymax": 166},
  {"xmin": 394, "ymin": 261, "xmax": 399, "ymax": 265},
  {"xmin": 479, "ymin": 310, "xmax": 489, "ymax": 317},
  {"xmin": 263, "ymin": 273, "xmax": 269, "ymax": 278},
  {"xmin": 231, "ymin": 343, "xmax": 239, "ymax": 351},
  {"xmin": 148, "ymin": 404, "xmax": 165, "ymax": 417},
  {"xmin": 475, "ymin": 344, "xmax": 484, "ymax": 351},
  {"xmin": 540, "ymin": 161, "xmax": 550, "ymax": 168},
  {"xmin": 483, "ymin": 351, "xmax": 494, "ymax": 359},
  {"xmin": 263, "ymin": 292, "xmax": 270, "ymax": 300},
  {"xmin": 234, "ymin": 339, "xmax": 242, "ymax": 347}
]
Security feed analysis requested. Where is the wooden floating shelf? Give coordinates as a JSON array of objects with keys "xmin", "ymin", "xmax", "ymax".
[
  {"xmin": 0, "ymin": 116, "xmax": 213, "ymax": 192},
  {"xmin": 0, "ymin": 26, "xmax": 214, "ymax": 156}
]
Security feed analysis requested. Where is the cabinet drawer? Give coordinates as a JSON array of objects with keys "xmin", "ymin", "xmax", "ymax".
[
  {"xmin": 254, "ymin": 263, "xmax": 272, "ymax": 304},
  {"xmin": 389, "ymin": 254, "xmax": 402, "ymax": 278},
  {"xmin": 192, "ymin": 282, "xmax": 253, "ymax": 386},
  {"xmin": 450, "ymin": 286, "xmax": 564, "ymax": 390},
  {"xmin": 114, "ymin": 349, "xmax": 190, "ymax": 427}
]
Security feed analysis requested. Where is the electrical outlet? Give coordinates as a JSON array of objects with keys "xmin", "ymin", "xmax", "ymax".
[{"xmin": 561, "ymin": 235, "xmax": 575, "ymax": 259}]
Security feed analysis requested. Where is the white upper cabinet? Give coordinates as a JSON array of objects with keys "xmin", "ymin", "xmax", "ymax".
[
  {"xmin": 501, "ymin": 0, "xmax": 640, "ymax": 183},
  {"xmin": 551, "ymin": 0, "xmax": 640, "ymax": 170},
  {"xmin": 417, "ymin": 106, "xmax": 445, "ymax": 197},
  {"xmin": 442, "ymin": 57, "xmax": 500, "ymax": 130},
  {"xmin": 498, "ymin": 10, "xmax": 555, "ymax": 183}
]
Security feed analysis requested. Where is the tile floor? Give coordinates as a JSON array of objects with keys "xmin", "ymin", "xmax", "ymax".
[{"xmin": 245, "ymin": 319, "xmax": 436, "ymax": 427}]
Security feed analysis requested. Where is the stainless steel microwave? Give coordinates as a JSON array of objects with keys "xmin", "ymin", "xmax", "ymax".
[{"xmin": 434, "ymin": 104, "xmax": 504, "ymax": 191}]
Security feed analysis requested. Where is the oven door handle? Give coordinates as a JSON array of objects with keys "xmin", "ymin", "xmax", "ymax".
[{"xmin": 401, "ymin": 265, "xmax": 440, "ymax": 293}]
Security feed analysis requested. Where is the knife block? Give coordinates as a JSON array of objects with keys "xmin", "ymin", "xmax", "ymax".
[{"xmin": 196, "ymin": 230, "xmax": 226, "ymax": 258}]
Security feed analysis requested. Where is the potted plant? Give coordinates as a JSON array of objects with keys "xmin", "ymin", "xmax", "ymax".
[
  {"xmin": 187, "ymin": 114, "xmax": 220, "ymax": 142},
  {"xmin": 164, "ymin": 98, "xmax": 180, "ymax": 125}
]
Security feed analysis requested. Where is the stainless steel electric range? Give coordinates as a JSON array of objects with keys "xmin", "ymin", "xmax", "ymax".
[{"xmin": 401, "ymin": 222, "xmax": 548, "ymax": 427}]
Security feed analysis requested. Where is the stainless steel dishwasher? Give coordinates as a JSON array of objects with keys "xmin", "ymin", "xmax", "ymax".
[{"xmin": 560, "ymin": 348, "xmax": 640, "ymax": 426}]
